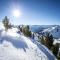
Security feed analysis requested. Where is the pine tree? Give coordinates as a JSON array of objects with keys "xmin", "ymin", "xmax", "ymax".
[
  {"xmin": 26, "ymin": 25, "xmax": 29, "ymax": 30},
  {"xmin": 49, "ymin": 34, "xmax": 54, "ymax": 47},
  {"xmin": 51, "ymin": 43, "xmax": 59, "ymax": 57},
  {"xmin": 2, "ymin": 16, "xmax": 10, "ymax": 31},
  {"xmin": 22, "ymin": 25, "xmax": 31, "ymax": 37},
  {"xmin": 45, "ymin": 33, "xmax": 53, "ymax": 49},
  {"xmin": 40, "ymin": 35, "xmax": 45, "ymax": 45}
]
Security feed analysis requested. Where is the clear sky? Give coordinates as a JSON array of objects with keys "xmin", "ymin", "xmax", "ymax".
[{"xmin": 0, "ymin": 0, "xmax": 60, "ymax": 25}]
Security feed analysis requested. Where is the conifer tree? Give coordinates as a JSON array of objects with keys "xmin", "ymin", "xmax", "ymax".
[
  {"xmin": 22, "ymin": 25, "xmax": 31, "ymax": 37},
  {"xmin": 2, "ymin": 16, "xmax": 10, "ymax": 31},
  {"xmin": 45, "ymin": 33, "xmax": 53, "ymax": 49},
  {"xmin": 40, "ymin": 35, "xmax": 45, "ymax": 45},
  {"xmin": 51, "ymin": 43, "xmax": 59, "ymax": 57}
]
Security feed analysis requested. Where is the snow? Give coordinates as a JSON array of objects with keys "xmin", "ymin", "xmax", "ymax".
[
  {"xmin": 0, "ymin": 28, "xmax": 49, "ymax": 60},
  {"xmin": 42, "ymin": 26, "xmax": 57, "ymax": 32},
  {"xmin": 53, "ymin": 39, "xmax": 60, "ymax": 45},
  {"xmin": 0, "ymin": 23, "xmax": 57, "ymax": 60},
  {"xmin": 0, "ymin": 22, "xmax": 4, "ymax": 30},
  {"xmin": 7, "ymin": 28, "xmax": 19, "ymax": 37},
  {"xmin": 42, "ymin": 25, "xmax": 60, "ymax": 39},
  {"xmin": 31, "ymin": 38, "xmax": 57, "ymax": 60}
]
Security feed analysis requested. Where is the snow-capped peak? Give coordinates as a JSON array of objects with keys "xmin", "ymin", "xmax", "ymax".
[{"xmin": 42, "ymin": 25, "xmax": 60, "ymax": 38}]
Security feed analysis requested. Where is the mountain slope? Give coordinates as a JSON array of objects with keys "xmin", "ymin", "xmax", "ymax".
[
  {"xmin": 0, "ymin": 28, "xmax": 49, "ymax": 60},
  {"xmin": 42, "ymin": 25, "xmax": 60, "ymax": 38},
  {"xmin": 0, "ymin": 23, "xmax": 57, "ymax": 60}
]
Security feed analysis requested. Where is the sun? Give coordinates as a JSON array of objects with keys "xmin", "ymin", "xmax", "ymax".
[{"xmin": 12, "ymin": 9, "xmax": 21, "ymax": 18}]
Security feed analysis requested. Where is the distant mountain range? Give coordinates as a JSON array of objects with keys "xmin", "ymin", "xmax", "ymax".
[{"xmin": 30, "ymin": 25, "xmax": 60, "ymax": 39}]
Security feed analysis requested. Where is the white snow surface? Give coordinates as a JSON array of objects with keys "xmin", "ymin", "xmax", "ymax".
[
  {"xmin": 0, "ymin": 22, "xmax": 4, "ymax": 30},
  {"xmin": 0, "ymin": 23, "xmax": 56, "ymax": 60},
  {"xmin": 53, "ymin": 39, "xmax": 60, "ymax": 45},
  {"xmin": 0, "ymin": 28, "xmax": 49, "ymax": 60}
]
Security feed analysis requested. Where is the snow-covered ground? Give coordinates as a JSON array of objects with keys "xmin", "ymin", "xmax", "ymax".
[
  {"xmin": 0, "ymin": 29, "xmax": 48, "ymax": 60},
  {"xmin": 0, "ymin": 23, "xmax": 57, "ymax": 60}
]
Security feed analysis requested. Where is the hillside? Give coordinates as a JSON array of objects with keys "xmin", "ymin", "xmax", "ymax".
[{"xmin": 0, "ymin": 22, "xmax": 57, "ymax": 60}]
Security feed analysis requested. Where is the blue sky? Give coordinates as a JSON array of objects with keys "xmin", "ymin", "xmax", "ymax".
[{"xmin": 0, "ymin": 0, "xmax": 60, "ymax": 25}]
